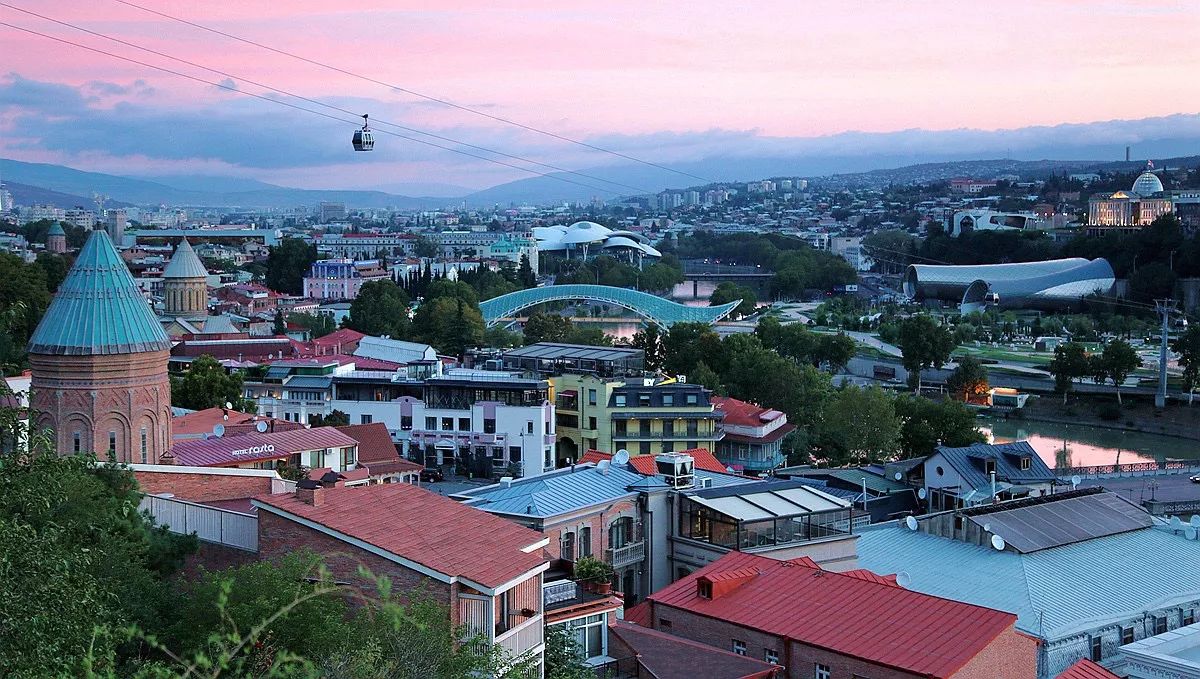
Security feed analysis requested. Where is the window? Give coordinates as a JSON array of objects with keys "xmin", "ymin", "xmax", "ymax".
[
  {"xmin": 588, "ymin": 389, "xmax": 597, "ymax": 406},
  {"xmin": 638, "ymin": 393, "xmax": 651, "ymax": 407},
  {"xmin": 1121, "ymin": 627, "xmax": 1134, "ymax": 645},
  {"xmin": 984, "ymin": 458, "xmax": 996, "ymax": 475},
  {"xmin": 360, "ymin": 414, "xmax": 373, "ymax": 424},
  {"xmin": 1155, "ymin": 616, "xmax": 1168, "ymax": 635},
  {"xmin": 484, "ymin": 418, "xmax": 496, "ymax": 434},
  {"xmin": 662, "ymin": 393, "xmax": 673, "ymax": 407},
  {"xmin": 441, "ymin": 417, "xmax": 453, "ymax": 431},
  {"xmin": 815, "ymin": 664, "xmax": 831, "ymax": 679},
  {"xmin": 1020, "ymin": 456, "xmax": 1031, "ymax": 470},
  {"xmin": 341, "ymin": 446, "xmax": 357, "ymax": 469},
  {"xmin": 659, "ymin": 618, "xmax": 671, "ymax": 629},
  {"xmin": 731, "ymin": 640, "xmax": 746, "ymax": 656},
  {"xmin": 560, "ymin": 532, "xmax": 575, "ymax": 561},
  {"xmin": 1090, "ymin": 635, "xmax": 1103, "ymax": 662},
  {"xmin": 140, "ymin": 427, "xmax": 148, "ymax": 464},
  {"xmin": 588, "ymin": 416, "xmax": 597, "ymax": 431},
  {"xmin": 615, "ymin": 421, "xmax": 627, "ymax": 435},
  {"xmin": 697, "ymin": 580, "xmax": 712, "ymax": 599},
  {"xmin": 108, "ymin": 431, "xmax": 117, "ymax": 455},
  {"xmin": 567, "ymin": 614, "xmax": 607, "ymax": 659},
  {"xmin": 686, "ymin": 393, "xmax": 698, "ymax": 405},
  {"xmin": 764, "ymin": 649, "xmax": 779, "ymax": 665},
  {"xmin": 579, "ymin": 526, "xmax": 592, "ymax": 557},
  {"xmin": 614, "ymin": 394, "xmax": 626, "ymax": 407},
  {"xmin": 663, "ymin": 420, "xmax": 674, "ymax": 437},
  {"xmin": 639, "ymin": 420, "xmax": 652, "ymax": 435},
  {"xmin": 425, "ymin": 416, "xmax": 436, "ymax": 430},
  {"xmin": 73, "ymin": 431, "xmax": 81, "ymax": 453},
  {"xmin": 640, "ymin": 441, "xmax": 651, "ymax": 455},
  {"xmin": 458, "ymin": 417, "xmax": 471, "ymax": 431},
  {"xmin": 1185, "ymin": 609, "xmax": 1196, "ymax": 626},
  {"xmin": 401, "ymin": 415, "xmax": 412, "ymax": 430},
  {"xmin": 527, "ymin": 421, "xmax": 534, "ymax": 434}
]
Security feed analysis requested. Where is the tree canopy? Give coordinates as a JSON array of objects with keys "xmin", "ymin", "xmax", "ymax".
[
  {"xmin": 265, "ymin": 238, "xmax": 318, "ymax": 295},
  {"xmin": 347, "ymin": 279, "xmax": 412, "ymax": 338},
  {"xmin": 170, "ymin": 354, "xmax": 256, "ymax": 412},
  {"xmin": 897, "ymin": 315, "xmax": 955, "ymax": 391}
]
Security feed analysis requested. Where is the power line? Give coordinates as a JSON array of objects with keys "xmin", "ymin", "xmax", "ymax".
[
  {"xmin": 108, "ymin": 0, "xmax": 714, "ymax": 185},
  {"xmin": 0, "ymin": 2, "xmax": 651, "ymax": 195},
  {"xmin": 0, "ymin": 20, "xmax": 628, "ymax": 197}
]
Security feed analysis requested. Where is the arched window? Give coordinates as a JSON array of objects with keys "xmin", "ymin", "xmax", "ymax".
[{"xmin": 561, "ymin": 531, "xmax": 576, "ymax": 561}]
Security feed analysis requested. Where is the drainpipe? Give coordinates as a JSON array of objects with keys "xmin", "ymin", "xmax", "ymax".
[{"xmin": 991, "ymin": 471, "xmax": 997, "ymax": 504}]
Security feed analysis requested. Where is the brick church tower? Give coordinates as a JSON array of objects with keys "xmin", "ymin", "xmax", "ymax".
[
  {"xmin": 28, "ymin": 230, "xmax": 174, "ymax": 463},
  {"xmin": 161, "ymin": 238, "xmax": 208, "ymax": 317}
]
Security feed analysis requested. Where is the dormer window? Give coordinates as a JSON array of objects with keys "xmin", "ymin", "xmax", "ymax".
[
  {"xmin": 697, "ymin": 580, "xmax": 713, "ymax": 599},
  {"xmin": 1019, "ymin": 457, "xmax": 1031, "ymax": 471},
  {"xmin": 984, "ymin": 459, "xmax": 996, "ymax": 475}
]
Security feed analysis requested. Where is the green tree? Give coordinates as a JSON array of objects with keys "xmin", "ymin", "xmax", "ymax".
[
  {"xmin": 484, "ymin": 325, "xmax": 524, "ymax": 349},
  {"xmin": 287, "ymin": 312, "xmax": 338, "ymax": 339},
  {"xmin": 945, "ymin": 355, "xmax": 989, "ymax": 403},
  {"xmin": 662, "ymin": 322, "xmax": 723, "ymax": 377},
  {"xmin": 171, "ymin": 355, "xmax": 256, "ymax": 412},
  {"xmin": 710, "ymin": 282, "xmax": 757, "ymax": 317},
  {"xmin": 1172, "ymin": 325, "xmax": 1200, "ymax": 404},
  {"xmin": 412, "ymin": 235, "xmax": 441, "ymax": 259},
  {"xmin": 1094, "ymin": 339, "xmax": 1141, "ymax": 404},
  {"xmin": 815, "ymin": 333, "xmax": 857, "ymax": 373},
  {"xmin": 821, "ymin": 386, "xmax": 900, "ymax": 464},
  {"xmin": 0, "ymin": 444, "xmax": 196, "ymax": 677},
  {"xmin": 897, "ymin": 315, "xmax": 955, "ymax": 391},
  {"xmin": 308, "ymin": 410, "xmax": 350, "ymax": 427},
  {"xmin": 273, "ymin": 309, "xmax": 287, "ymax": 335},
  {"xmin": 1049, "ymin": 342, "xmax": 1091, "ymax": 404},
  {"xmin": 0, "ymin": 252, "xmax": 53, "ymax": 373},
  {"xmin": 544, "ymin": 625, "xmax": 593, "ymax": 679},
  {"xmin": 522, "ymin": 311, "xmax": 574, "ymax": 344},
  {"xmin": 412, "ymin": 297, "xmax": 484, "ymax": 355},
  {"xmin": 688, "ymin": 361, "xmax": 724, "ymax": 393},
  {"xmin": 630, "ymin": 324, "xmax": 664, "ymax": 372},
  {"xmin": 347, "ymin": 279, "xmax": 412, "ymax": 338},
  {"xmin": 264, "ymin": 238, "xmax": 318, "ymax": 295},
  {"xmin": 893, "ymin": 395, "xmax": 986, "ymax": 458},
  {"xmin": 517, "ymin": 254, "xmax": 537, "ymax": 288},
  {"xmin": 34, "ymin": 252, "xmax": 72, "ymax": 293}
]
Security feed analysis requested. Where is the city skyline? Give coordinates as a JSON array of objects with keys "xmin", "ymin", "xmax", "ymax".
[{"xmin": 2, "ymin": 0, "xmax": 1200, "ymax": 191}]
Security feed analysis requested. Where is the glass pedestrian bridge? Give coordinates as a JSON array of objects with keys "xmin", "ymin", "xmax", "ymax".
[{"xmin": 480, "ymin": 284, "xmax": 740, "ymax": 328}]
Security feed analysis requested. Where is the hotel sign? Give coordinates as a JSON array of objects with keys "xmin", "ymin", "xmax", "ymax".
[{"xmin": 231, "ymin": 444, "xmax": 276, "ymax": 457}]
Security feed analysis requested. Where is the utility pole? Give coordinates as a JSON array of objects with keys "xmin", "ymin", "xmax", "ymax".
[{"xmin": 1155, "ymin": 299, "xmax": 1177, "ymax": 409}]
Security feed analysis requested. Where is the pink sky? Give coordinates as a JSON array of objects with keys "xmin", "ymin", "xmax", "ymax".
[{"xmin": 3, "ymin": 0, "xmax": 1199, "ymax": 188}]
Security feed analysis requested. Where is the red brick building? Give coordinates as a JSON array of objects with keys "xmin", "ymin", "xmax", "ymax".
[
  {"xmin": 633, "ymin": 551, "xmax": 1038, "ymax": 679},
  {"xmin": 253, "ymin": 483, "xmax": 551, "ymax": 672}
]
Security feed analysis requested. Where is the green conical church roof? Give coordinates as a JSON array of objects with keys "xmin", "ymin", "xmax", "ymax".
[
  {"xmin": 47, "ymin": 223, "xmax": 66, "ymax": 236},
  {"xmin": 163, "ymin": 238, "xmax": 208, "ymax": 279},
  {"xmin": 28, "ymin": 230, "xmax": 172, "ymax": 356}
]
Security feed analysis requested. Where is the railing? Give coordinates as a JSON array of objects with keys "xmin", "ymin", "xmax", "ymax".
[
  {"xmin": 607, "ymin": 541, "xmax": 645, "ymax": 569},
  {"xmin": 140, "ymin": 494, "xmax": 257, "ymax": 552},
  {"xmin": 458, "ymin": 594, "xmax": 491, "ymax": 640},
  {"xmin": 1056, "ymin": 460, "xmax": 1200, "ymax": 479},
  {"xmin": 272, "ymin": 478, "xmax": 297, "ymax": 494},
  {"xmin": 496, "ymin": 615, "xmax": 543, "ymax": 658},
  {"xmin": 543, "ymin": 580, "xmax": 578, "ymax": 607}
]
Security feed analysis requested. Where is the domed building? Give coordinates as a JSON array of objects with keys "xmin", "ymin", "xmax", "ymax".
[
  {"xmin": 46, "ymin": 223, "xmax": 67, "ymax": 254},
  {"xmin": 533, "ymin": 221, "xmax": 662, "ymax": 267},
  {"xmin": 161, "ymin": 238, "xmax": 208, "ymax": 317},
  {"xmin": 28, "ymin": 230, "xmax": 174, "ymax": 463},
  {"xmin": 1087, "ymin": 161, "xmax": 1174, "ymax": 234}
]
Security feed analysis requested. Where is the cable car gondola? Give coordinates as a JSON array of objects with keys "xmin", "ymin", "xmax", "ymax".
[{"xmin": 352, "ymin": 114, "xmax": 374, "ymax": 151}]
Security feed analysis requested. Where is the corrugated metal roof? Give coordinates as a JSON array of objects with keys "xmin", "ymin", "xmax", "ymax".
[
  {"xmin": 283, "ymin": 375, "xmax": 333, "ymax": 390},
  {"xmin": 932, "ymin": 441, "xmax": 1055, "ymax": 494},
  {"xmin": 1055, "ymin": 660, "xmax": 1120, "ymax": 679},
  {"xmin": 171, "ymin": 426, "xmax": 357, "ymax": 467},
  {"xmin": 162, "ymin": 238, "xmax": 208, "ymax": 279},
  {"xmin": 649, "ymin": 551, "xmax": 1018, "ymax": 677},
  {"xmin": 855, "ymin": 519, "xmax": 1200, "ymax": 640},
  {"xmin": 455, "ymin": 463, "xmax": 646, "ymax": 517},
  {"xmin": 966, "ymin": 491, "xmax": 1152, "ymax": 553},
  {"xmin": 29, "ymin": 230, "xmax": 172, "ymax": 356}
]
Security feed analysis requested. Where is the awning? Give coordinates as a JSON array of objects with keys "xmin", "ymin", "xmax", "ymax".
[{"xmin": 559, "ymin": 390, "xmax": 578, "ymax": 397}]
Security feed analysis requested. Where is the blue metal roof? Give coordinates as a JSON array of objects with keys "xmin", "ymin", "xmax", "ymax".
[
  {"xmin": 47, "ymin": 223, "xmax": 65, "ymax": 236},
  {"xmin": 29, "ymin": 230, "xmax": 172, "ymax": 356},
  {"xmin": 479, "ymin": 284, "xmax": 741, "ymax": 328},
  {"xmin": 932, "ymin": 441, "xmax": 1055, "ymax": 494},
  {"xmin": 455, "ymin": 463, "xmax": 650, "ymax": 517},
  {"xmin": 162, "ymin": 238, "xmax": 209, "ymax": 279},
  {"xmin": 855, "ymin": 520, "xmax": 1200, "ymax": 640}
]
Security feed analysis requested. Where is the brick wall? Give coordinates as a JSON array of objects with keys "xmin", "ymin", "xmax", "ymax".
[
  {"xmin": 136, "ymin": 470, "xmax": 274, "ymax": 502},
  {"xmin": 180, "ymin": 541, "xmax": 258, "ymax": 579},
  {"xmin": 648, "ymin": 601, "xmax": 1031, "ymax": 679},
  {"xmin": 544, "ymin": 499, "xmax": 639, "ymax": 560},
  {"xmin": 257, "ymin": 508, "xmax": 456, "ymax": 623}
]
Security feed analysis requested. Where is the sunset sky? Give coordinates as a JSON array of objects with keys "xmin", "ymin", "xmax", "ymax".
[{"xmin": 3, "ymin": 0, "xmax": 1199, "ymax": 191}]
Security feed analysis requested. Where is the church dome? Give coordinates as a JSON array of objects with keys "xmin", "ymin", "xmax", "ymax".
[{"xmin": 163, "ymin": 238, "xmax": 209, "ymax": 279}]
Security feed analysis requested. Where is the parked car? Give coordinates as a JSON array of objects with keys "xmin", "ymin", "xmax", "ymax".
[{"xmin": 420, "ymin": 468, "xmax": 445, "ymax": 483}]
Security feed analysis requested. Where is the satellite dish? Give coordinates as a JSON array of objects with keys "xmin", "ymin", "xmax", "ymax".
[
  {"xmin": 613, "ymin": 449, "xmax": 630, "ymax": 466},
  {"xmin": 256, "ymin": 420, "xmax": 269, "ymax": 433},
  {"xmin": 224, "ymin": 401, "xmax": 233, "ymax": 410},
  {"xmin": 917, "ymin": 488, "xmax": 927, "ymax": 500},
  {"xmin": 1171, "ymin": 516, "xmax": 1183, "ymax": 530},
  {"xmin": 991, "ymin": 534, "xmax": 1006, "ymax": 551},
  {"xmin": 1187, "ymin": 527, "xmax": 1198, "ymax": 541},
  {"xmin": 1191, "ymin": 515, "xmax": 1200, "ymax": 528},
  {"xmin": 895, "ymin": 571, "xmax": 911, "ymax": 588},
  {"xmin": 905, "ymin": 516, "xmax": 919, "ymax": 531},
  {"xmin": 1070, "ymin": 475, "xmax": 1082, "ymax": 488},
  {"xmin": 596, "ymin": 460, "xmax": 611, "ymax": 473},
  {"xmin": 212, "ymin": 423, "xmax": 225, "ymax": 437},
  {"xmin": 894, "ymin": 471, "xmax": 903, "ymax": 481},
  {"xmin": 983, "ymin": 523, "xmax": 992, "ymax": 533}
]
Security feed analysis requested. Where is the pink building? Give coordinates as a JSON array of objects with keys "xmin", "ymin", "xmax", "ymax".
[{"xmin": 302, "ymin": 258, "xmax": 389, "ymax": 301}]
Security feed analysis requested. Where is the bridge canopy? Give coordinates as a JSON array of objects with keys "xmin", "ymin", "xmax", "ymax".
[{"xmin": 480, "ymin": 284, "xmax": 740, "ymax": 328}]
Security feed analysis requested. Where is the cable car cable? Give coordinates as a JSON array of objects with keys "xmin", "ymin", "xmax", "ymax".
[
  {"xmin": 107, "ymin": 0, "xmax": 715, "ymax": 184},
  {"xmin": 0, "ymin": 20, "xmax": 627, "ymax": 196},
  {"xmin": 0, "ymin": 2, "xmax": 651, "ymax": 194}
]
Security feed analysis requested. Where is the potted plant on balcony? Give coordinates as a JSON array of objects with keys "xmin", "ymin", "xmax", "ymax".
[{"xmin": 573, "ymin": 556, "xmax": 614, "ymax": 594}]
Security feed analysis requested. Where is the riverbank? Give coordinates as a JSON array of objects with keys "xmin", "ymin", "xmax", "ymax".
[{"xmin": 1012, "ymin": 396, "xmax": 1200, "ymax": 442}]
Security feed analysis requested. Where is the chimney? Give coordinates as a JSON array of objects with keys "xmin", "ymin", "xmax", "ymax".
[
  {"xmin": 499, "ymin": 476, "xmax": 515, "ymax": 488},
  {"xmin": 296, "ymin": 479, "xmax": 325, "ymax": 506}
]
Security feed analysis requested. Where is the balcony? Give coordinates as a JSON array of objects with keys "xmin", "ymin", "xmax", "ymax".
[
  {"xmin": 606, "ymin": 541, "xmax": 645, "ymax": 569},
  {"xmin": 495, "ymin": 614, "xmax": 543, "ymax": 658},
  {"xmin": 543, "ymin": 579, "xmax": 579, "ymax": 607}
]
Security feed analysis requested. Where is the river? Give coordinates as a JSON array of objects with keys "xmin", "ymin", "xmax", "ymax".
[{"xmin": 981, "ymin": 417, "xmax": 1200, "ymax": 469}]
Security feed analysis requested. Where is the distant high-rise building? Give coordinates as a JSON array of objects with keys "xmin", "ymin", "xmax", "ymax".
[
  {"xmin": 318, "ymin": 201, "xmax": 347, "ymax": 223},
  {"xmin": 106, "ymin": 209, "xmax": 127, "ymax": 243},
  {"xmin": 64, "ymin": 208, "xmax": 96, "ymax": 230}
]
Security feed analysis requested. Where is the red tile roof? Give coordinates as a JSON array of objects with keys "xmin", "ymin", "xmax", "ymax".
[
  {"xmin": 1055, "ymin": 660, "xmax": 1120, "ymax": 679},
  {"xmin": 171, "ymin": 426, "xmax": 357, "ymax": 467},
  {"xmin": 608, "ymin": 620, "xmax": 779, "ymax": 679},
  {"xmin": 648, "ymin": 551, "xmax": 1018, "ymax": 678},
  {"xmin": 712, "ymin": 396, "xmax": 785, "ymax": 427},
  {"xmin": 584, "ymin": 447, "xmax": 733, "ymax": 475},
  {"xmin": 335, "ymin": 423, "xmax": 400, "ymax": 465},
  {"xmin": 255, "ymin": 483, "xmax": 547, "ymax": 589},
  {"xmin": 172, "ymin": 407, "xmax": 259, "ymax": 437}
]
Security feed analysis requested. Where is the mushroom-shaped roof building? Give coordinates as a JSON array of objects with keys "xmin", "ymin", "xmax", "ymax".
[{"xmin": 533, "ymin": 221, "xmax": 661, "ymax": 260}]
